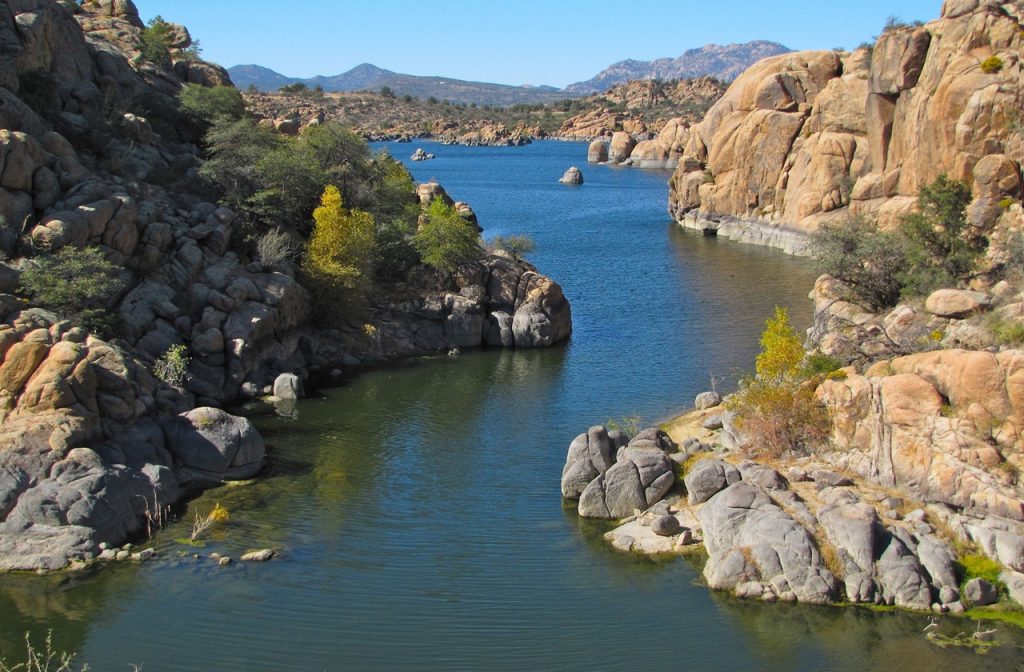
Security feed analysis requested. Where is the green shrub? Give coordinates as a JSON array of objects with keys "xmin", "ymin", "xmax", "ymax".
[
  {"xmin": 413, "ymin": 199, "xmax": 482, "ymax": 273},
  {"xmin": 980, "ymin": 56, "xmax": 1004, "ymax": 74},
  {"xmin": 153, "ymin": 344, "xmax": 190, "ymax": 387},
  {"xmin": 811, "ymin": 215, "xmax": 909, "ymax": 309},
  {"xmin": 140, "ymin": 16, "xmax": 174, "ymax": 69},
  {"xmin": 19, "ymin": 246, "xmax": 125, "ymax": 338},
  {"xmin": 811, "ymin": 175, "xmax": 984, "ymax": 310},
  {"xmin": 986, "ymin": 312, "xmax": 1024, "ymax": 346},
  {"xmin": 800, "ymin": 352, "xmax": 844, "ymax": 378},
  {"xmin": 178, "ymin": 84, "xmax": 246, "ymax": 126},
  {"xmin": 999, "ymin": 197, "xmax": 1015, "ymax": 210},
  {"xmin": 899, "ymin": 174, "xmax": 984, "ymax": 296},
  {"xmin": 255, "ymin": 228, "xmax": 300, "ymax": 268},
  {"xmin": 487, "ymin": 235, "xmax": 536, "ymax": 257}
]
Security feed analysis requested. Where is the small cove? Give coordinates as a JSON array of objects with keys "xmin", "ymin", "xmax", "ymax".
[{"xmin": 1, "ymin": 141, "xmax": 1021, "ymax": 670}]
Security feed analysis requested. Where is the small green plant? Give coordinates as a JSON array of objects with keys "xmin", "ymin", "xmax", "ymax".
[
  {"xmin": 487, "ymin": 234, "xmax": 536, "ymax": 257},
  {"xmin": 0, "ymin": 631, "xmax": 88, "ymax": 672},
  {"xmin": 255, "ymin": 228, "xmax": 300, "ymax": 268},
  {"xmin": 959, "ymin": 553, "xmax": 1004, "ymax": 585},
  {"xmin": 999, "ymin": 197, "xmax": 1015, "ymax": 210},
  {"xmin": 153, "ymin": 344, "xmax": 190, "ymax": 387},
  {"xmin": 702, "ymin": 168, "xmax": 715, "ymax": 184},
  {"xmin": 986, "ymin": 312, "xmax": 1024, "ymax": 346},
  {"xmin": 605, "ymin": 414, "xmax": 642, "ymax": 438},
  {"xmin": 799, "ymin": 352, "xmax": 843, "ymax": 378},
  {"xmin": 178, "ymin": 84, "xmax": 246, "ymax": 126},
  {"xmin": 140, "ymin": 15, "xmax": 174, "ymax": 69},
  {"xmin": 882, "ymin": 15, "xmax": 910, "ymax": 32},
  {"xmin": 980, "ymin": 55, "xmax": 1004, "ymax": 74}
]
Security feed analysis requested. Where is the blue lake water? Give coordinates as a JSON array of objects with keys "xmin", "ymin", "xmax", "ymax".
[{"xmin": 1, "ymin": 141, "xmax": 1020, "ymax": 671}]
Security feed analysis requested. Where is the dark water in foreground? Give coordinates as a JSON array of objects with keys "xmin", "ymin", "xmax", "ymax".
[{"xmin": 2, "ymin": 142, "xmax": 1021, "ymax": 670}]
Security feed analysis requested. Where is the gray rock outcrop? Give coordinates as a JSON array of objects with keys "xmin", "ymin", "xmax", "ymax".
[
  {"xmin": 564, "ymin": 425, "xmax": 676, "ymax": 520},
  {"xmin": 684, "ymin": 459, "xmax": 740, "ymax": 505},
  {"xmin": 699, "ymin": 482, "xmax": 837, "ymax": 604}
]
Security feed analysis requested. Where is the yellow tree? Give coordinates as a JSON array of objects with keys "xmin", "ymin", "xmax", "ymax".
[{"xmin": 304, "ymin": 185, "xmax": 375, "ymax": 290}]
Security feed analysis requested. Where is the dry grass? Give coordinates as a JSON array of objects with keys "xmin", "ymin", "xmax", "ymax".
[
  {"xmin": 0, "ymin": 632, "xmax": 87, "ymax": 672},
  {"xmin": 190, "ymin": 502, "xmax": 230, "ymax": 542}
]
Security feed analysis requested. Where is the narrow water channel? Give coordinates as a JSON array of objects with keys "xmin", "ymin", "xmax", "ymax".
[{"xmin": 2, "ymin": 141, "xmax": 1019, "ymax": 671}]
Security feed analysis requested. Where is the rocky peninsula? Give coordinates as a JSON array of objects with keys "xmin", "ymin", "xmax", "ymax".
[{"xmin": 563, "ymin": 0, "xmax": 1024, "ymax": 624}]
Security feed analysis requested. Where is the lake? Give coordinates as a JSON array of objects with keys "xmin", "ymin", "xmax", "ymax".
[{"xmin": 1, "ymin": 141, "xmax": 1019, "ymax": 670}]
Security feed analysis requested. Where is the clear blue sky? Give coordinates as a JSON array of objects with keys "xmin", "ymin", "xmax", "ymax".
[{"xmin": 136, "ymin": 0, "xmax": 943, "ymax": 87}]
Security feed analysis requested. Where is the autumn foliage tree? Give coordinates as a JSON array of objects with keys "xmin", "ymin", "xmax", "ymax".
[
  {"xmin": 304, "ymin": 185, "xmax": 376, "ymax": 296},
  {"xmin": 726, "ymin": 307, "xmax": 831, "ymax": 457}
]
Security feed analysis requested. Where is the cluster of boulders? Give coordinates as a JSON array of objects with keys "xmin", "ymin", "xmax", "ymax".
[
  {"xmin": 410, "ymin": 148, "xmax": 434, "ymax": 161},
  {"xmin": 561, "ymin": 383, "xmax": 1024, "ymax": 612},
  {"xmin": 559, "ymin": 77, "xmax": 725, "ymax": 142},
  {"xmin": 561, "ymin": 426, "xmax": 677, "ymax": 519},
  {"xmin": 585, "ymin": 118, "xmax": 695, "ymax": 171},
  {"xmin": 438, "ymin": 123, "xmax": 537, "ymax": 147},
  {"xmin": 664, "ymin": 0, "xmax": 1023, "ymax": 254},
  {"xmin": 0, "ymin": 308, "xmax": 266, "ymax": 570}
]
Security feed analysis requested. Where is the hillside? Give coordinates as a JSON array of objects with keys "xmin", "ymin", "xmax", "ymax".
[
  {"xmin": 228, "ymin": 62, "xmax": 568, "ymax": 106},
  {"xmin": 565, "ymin": 41, "xmax": 792, "ymax": 94},
  {"xmin": 242, "ymin": 75, "xmax": 726, "ymax": 148}
]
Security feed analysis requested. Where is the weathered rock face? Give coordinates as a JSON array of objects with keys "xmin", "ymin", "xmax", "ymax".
[
  {"xmin": 587, "ymin": 139, "xmax": 608, "ymax": 163},
  {"xmin": 700, "ymin": 482, "xmax": 837, "ymax": 604},
  {"xmin": 668, "ymin": 2, "xmax": 1023, "ymax": 254},
  {"xmin": 561, "ymin": 425, "xmax": 620, "ymax": 499},
  {"xmin": 817, "ymin": 348, "xmax": 1024, "ymax": 523},
  {"xmin": 684, "ymin": 458, "xmax": 740, "ymax": 504}
]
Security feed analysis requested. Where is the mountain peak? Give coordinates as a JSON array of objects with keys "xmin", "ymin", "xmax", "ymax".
[{"xmin": 565, "ymin": 41, "xmax": 792, "ymax": 94}]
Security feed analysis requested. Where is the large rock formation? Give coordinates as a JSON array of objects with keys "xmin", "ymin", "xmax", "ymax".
[
  {"xmin": 667, "ymin": 1, "xmax": 1023, "ymax": 253},
  {"xmin": 817, "ymin": 348, "xmax": 1024, "ymax": 525}
]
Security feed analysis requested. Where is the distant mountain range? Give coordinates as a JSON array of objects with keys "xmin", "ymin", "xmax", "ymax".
[
  {"xmin": 229, "ymin": 41, "xmax": 791, "ymax": 106},
  {"xmin": 564, "ymin": 41, "xmax": 792, "ymax": 94},
  {"xmin": 228, "ymin": 63, "xmax": 567, "ymax": 106}
]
